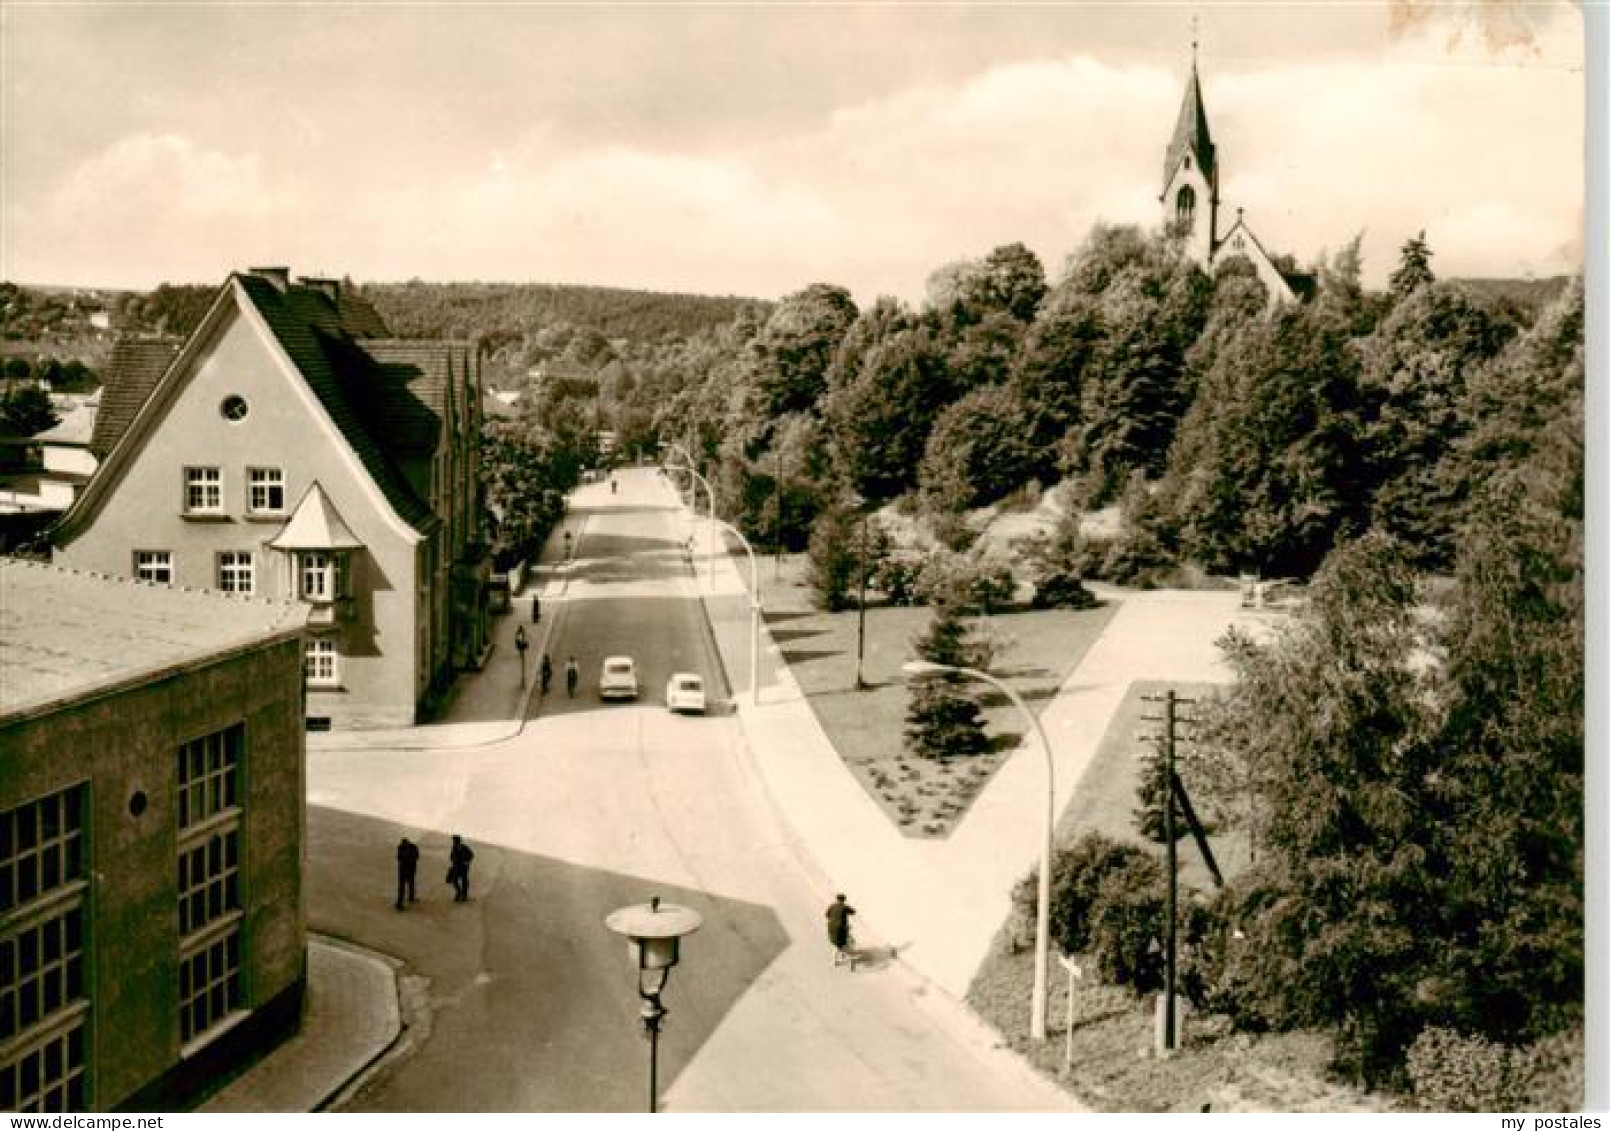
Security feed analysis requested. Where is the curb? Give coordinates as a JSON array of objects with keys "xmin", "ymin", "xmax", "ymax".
[
  {"xmin": 308, "ymin": 934, "xmax": 406, "ymax": 1113},
  {"xmin": 306, "ymin": 514, "xmax": 592, "ymax": 754}
]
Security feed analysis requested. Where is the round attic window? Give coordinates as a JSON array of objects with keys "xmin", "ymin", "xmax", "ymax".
[{"xmin": 221, "ymin": 395, "xmax": 249, "ymax": 421}]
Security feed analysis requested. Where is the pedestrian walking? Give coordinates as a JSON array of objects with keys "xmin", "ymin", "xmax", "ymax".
[
  {"xmin": 395, "ymin": 837, "xmax": 420, "ymax": 910},
  {"xmin": 447, "ymin": 835, "xmax": 475, "ymax": 902},
  {"xmin": 826, "ymin": 893, "xmax": 857, "ymax": 968},
  {"xmin": 540, "ymin": 653, "xmax": 553, "ymax": 695},
  {"xmin": 531, "ymin": 593, "xmax": 541, "ymax": 622},
  {"xmin": 565, "ymin": 656, "xmax": 579, "ymax": 698},
  {"xmin": 514, "ymin": 625, "xmax": 529, "ymax": 686}
]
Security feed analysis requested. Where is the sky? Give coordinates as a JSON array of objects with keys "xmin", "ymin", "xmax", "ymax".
[{"xmin": 0, "ymin": 1, "xmax": 1588, "ymax": 306}]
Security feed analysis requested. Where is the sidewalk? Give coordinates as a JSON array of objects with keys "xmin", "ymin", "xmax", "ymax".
[
  {"xmin": 678, "ymin": 476, "xmax": 1261, "ymax": 1001},
  {"xmin": 306, "ymin": 510, "xmax": 590, "ymax": 753},
  {"xmin": 198, "ymin": 937, "xmax": 399, "ymax": 1113}
]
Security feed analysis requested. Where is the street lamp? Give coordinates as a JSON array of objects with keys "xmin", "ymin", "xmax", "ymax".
[
  {"xmin": 845, "ymin": 492, "xmax": 870, "ymax": 691},
  {"xmin": 665, "ymin": 458, "xmax": 714, "ymax": 588},
  {"xmin": 604, "ymin": 896, "xmax": 703, "ymax": 1114},
  {"xmin": 710, "ymin": 517, "xmax": 763, "ymax": 706},
  {"xmin": 901, "ymin": 659, "xmax": 1055, "ymax": 1043}
]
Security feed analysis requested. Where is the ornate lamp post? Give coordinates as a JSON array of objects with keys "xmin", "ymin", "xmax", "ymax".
[
  {"xmin": 604, "ymin": 896, "xmax": 703, "ymax": 1113},
  {"xmin": 901, "ymin": 660, "xmax": 1054, "ymax": 1042}
]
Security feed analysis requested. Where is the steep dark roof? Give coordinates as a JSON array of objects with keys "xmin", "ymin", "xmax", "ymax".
[
  {"xmin": 1162, "ymin": 62, "xmax": 1217, "ymax": 197},
  {"xmin": 235, "ymin": 274, "xmax": 439, "ymax": 535},
  {"xmin": 91, "ymin": 336, "xmax": 182, "ymax": 457},
  {"xmin": 356, "ymin": 341, "xmax": 453, "ymax": 455}
]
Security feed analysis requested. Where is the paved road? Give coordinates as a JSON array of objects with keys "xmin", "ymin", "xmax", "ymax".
[{"xmin": 307, "ymin": 470, "xmax": 1070, "ymax": 1112}]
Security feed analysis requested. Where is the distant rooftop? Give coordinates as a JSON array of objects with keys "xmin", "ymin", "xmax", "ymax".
[{"xmin": 0, "ymin": 558, "xmax": 309, "ymax": 720}]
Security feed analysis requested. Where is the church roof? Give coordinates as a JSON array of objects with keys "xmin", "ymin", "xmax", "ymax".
[{"xmin": 1162, "ymin": 62, "xmax": 1217, "ymax": 197}]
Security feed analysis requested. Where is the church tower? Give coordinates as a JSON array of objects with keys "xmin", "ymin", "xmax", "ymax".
[{"xmin": 1159, "ymin": 51, "xmax": 1219, "ymax": 266}]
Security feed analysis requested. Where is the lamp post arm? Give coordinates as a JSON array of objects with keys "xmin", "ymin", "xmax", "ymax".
[{"xmin": 908, "ymin": 660, "xmax": 1054, "ymax": 1042}]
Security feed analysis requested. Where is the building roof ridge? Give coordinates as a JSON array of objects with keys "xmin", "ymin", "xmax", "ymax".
[{"xmin": 0, "ymin": 556, "xmax": 305, "ymax": 614}]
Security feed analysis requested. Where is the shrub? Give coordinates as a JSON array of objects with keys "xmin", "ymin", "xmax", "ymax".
[
  {"xmin": 1087, "ymin": 858, "xmax": 1167, "ymax": 991},
  {"xmin": 916, "ymin": 547, "xmax": 1016, "ymax": 613},
  {"xmin": 1030, "ymin": 568, "xmax": 1097, "ymax": 609},
  {"xmin": 1407, "ymin": 1027, "xmax": 1583, "ymax": 1112},
  {"xmin": 1036, "ymin": 833, "xmax": 1161, "ymax": 958},
  {"xmin": 874, "ymin": 552, "xmax": 923, "ymax": 605}
]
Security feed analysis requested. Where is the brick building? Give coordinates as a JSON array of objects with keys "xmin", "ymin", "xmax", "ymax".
[{"xmin": 1, "ymin": 559, "xmax": 308, "ymax": 1111}]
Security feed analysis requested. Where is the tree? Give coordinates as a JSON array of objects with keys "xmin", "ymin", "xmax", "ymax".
[
  {"xmin": 917, "ymin": 383, "xmax": 1036, "ymax": 513},
  {"xmin": 1418, "ymin": 390, "xmax": 1584, "ymax": 1048},
  {"xmin": 1357, "ymin": 281, "xmax": 1518, "ymax": 568},
  {"xmin": 825, "ymin": 325, "xmax": 955, "ymax": 501},
  {"xmin": 751, "ymin": 283, "xmax": 858, "ymax": 417},
  {"xmin": 1173, "ymin": 301, "xmax": 1369, "ymax": 577},
  {"xmin": 904, "ymin": 603, "xmax": 991, "ymax": 760},
  {"xmin": 805, "ymin": 505, "xmax": 862, "ymax": 611},
  {"xmin": 1389, "ymin": 230, "xmax": 1435, "ymax": 300},
  {"xmin": 0, "ymin": 384, "xmax": 58, "ymax": 437},
  {"xmin": 1010, "ymin": 292, "xmax": 1103, "ymax": 480},
  {"xmin": 926, "ymin": 242, "xmax": 1047, "ymax": 326}
]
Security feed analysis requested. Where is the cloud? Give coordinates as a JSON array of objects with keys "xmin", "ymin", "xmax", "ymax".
[
  {"xmin": 3, "ymin": 8, "xmax": 1582, "ymax": 300},
  {"xmin": 6, "ymin": 134, "xmax": 301, "ymax": 286},
  {"xmin": 53, "ymin": 133, "xmax": 285, "ymax": 224}
]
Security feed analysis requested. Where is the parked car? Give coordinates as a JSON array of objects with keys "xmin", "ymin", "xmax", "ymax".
[
  {"xmin": 599, "ymin": 656, "xmax": 639, "ymax": 700},
  {"xmin": 665, "ymin": 672, "xmax": 706, "ymax": 714}
]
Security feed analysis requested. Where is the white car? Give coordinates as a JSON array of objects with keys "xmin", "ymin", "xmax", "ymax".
[
  {"xmin": 665, "ymin": 673, "xmax": 706, "ymax": 714},
  {"xmin": 599, "ymin": 656, "xmax": 639, "ymax": 700}
]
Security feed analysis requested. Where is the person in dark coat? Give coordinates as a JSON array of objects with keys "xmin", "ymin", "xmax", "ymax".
[
  {"xmin": 448, "ymin": 834, "xmax": 476, "ymax": 902},
  {"xmin": 395, "ymin": 837, "xmax": 420, "ymax": 910},
  {"xmin": 825, "ymin": 893, "xmax": 855, "ymax": 953},
  {"xmin": 532, "ymin": 594, "xmax": 541, "ymax": 622},
  {"xmin": 565, "ymin": 656, "xmax": 580, "ymax": 698},
  {"xmin": 540, "ymin": 653, "xmax": 553, "ymax": 695}
]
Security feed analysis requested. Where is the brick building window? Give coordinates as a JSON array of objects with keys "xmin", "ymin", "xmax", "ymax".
[
  {"xmin": 134, "ymin": 550, "xmax": 172, "ymax": 585},
  {"xmin": 1, "ymin": 786, "xmax": 89, "ymax": 1112},
  {"xmin": 177, "ymin": 831, "xmax": 239, "ymax": 936},
  {"xmin": 184, "ymin": 467, "xmax": 223, "ymax": 514},
  {"xmin": 178, "ymin": 932, "xmax": 242, "ymax": 1044},
  {"xmin": 176, "ymin": 724, "xmax": 246, "ymax": 1046},
  {"xmin": 216, "ymin": 551, "xmax": 254, "ymax": 595},
  {"xmin": 177, "ymin": 726, "xmax": 241, "ymax": 829},
  {"xmin": 247, "ymin": 468, "xmax": 285, "ymax": 515},
  {"xmin": 0, "ymin": 788, "xmax": 85, "ymax": 912},
  {"xmin": 0, "ymin": 909, "xmax": 85, "ymax": 1041},
  {"xmin": 0, "ymin": 1020, "xmax": 85, "ymax": 1112}
]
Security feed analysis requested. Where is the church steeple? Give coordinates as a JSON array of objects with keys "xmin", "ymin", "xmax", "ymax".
[
  {"xmin": 1161, "ymin": 59, "xmax": 1217, "ymax": 200},
  {"xmin": 1160, "ymin": 48, "xmax": 1220, "ymax": 267}
]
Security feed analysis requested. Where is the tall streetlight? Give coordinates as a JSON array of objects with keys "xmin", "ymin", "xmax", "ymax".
[
  {"xmin": 604, "ymin": 896, "xmax": 703, "ymax": 1114},
  {"xmin": 710, "ymin": 516, "xmax": 763, "ymax": 706},
  {"xmin": 665, "ymin": 458, "xmax": 714, "ymax": 588},
  {"xmin": 901, "ymin": 659, "xmax": 1054, "ymax": 1042}
]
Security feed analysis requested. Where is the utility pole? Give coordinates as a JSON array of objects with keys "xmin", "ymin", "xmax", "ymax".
[
  {"xmin": 1163, "ymin": 689, "xmax": 1177, "ymax": 1052},
  {"xmin": 1141, "ymin": 688, "xmax": 1202, "ymax": 1055}
]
